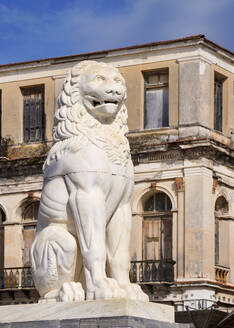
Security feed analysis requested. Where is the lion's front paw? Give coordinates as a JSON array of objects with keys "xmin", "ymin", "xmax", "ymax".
[
  {"xmin": 58, "ymin": 282, "xmax": 85, "ymax": 302},
  {"xmin": 120, "ymin": 283, "xmax": 149, "ymax": 301},
  {"xmin": 86, "ymin": 277, "xmax": 126, "ymax": 300}
]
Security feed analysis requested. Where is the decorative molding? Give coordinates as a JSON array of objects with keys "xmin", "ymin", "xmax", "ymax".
[
  {"xmin": 213, "ymin": 178, "xmax": 219, "ymax": 193},
  {"xmin": 184, "ymin": 167, "xmax": 213, "ymax": 178},
  {"xmin": 132, "ymin": 150, "xmax": 182, "ymax": 165},
  {"xmin": 52, "ymin": 74, "xmax": 67, "ymax": 80},
  {"xmin": 175, "ymin": 178, "xmax": 184, "ymax": 192},
  {"xmin": 0, "ymin": 180, "xmax": 43, "ymax": 195},
  {"xmin": 176, "ymin": 55, "xmax": 212, "ymax": 65},
  {"xmin": 134, "ymin": 169, "xmax": 183, "ymax": 182},
  {"xmin": 150, "ymin": 182, "xmax": 157, "ymax": 189}
]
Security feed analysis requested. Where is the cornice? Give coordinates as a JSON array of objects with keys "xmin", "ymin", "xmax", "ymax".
[
  {"xmin": 129, "ymin": 138, "xmax": 234, "ymax": 169},
  {"xmin": 176, "ymin": 54, "xmax": 213, "ymax": 65}
]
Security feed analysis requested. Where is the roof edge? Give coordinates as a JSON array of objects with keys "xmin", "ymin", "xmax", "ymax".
[{"xmin": 0, "ymin": 34, "xmax": 233, "ymax": 69}]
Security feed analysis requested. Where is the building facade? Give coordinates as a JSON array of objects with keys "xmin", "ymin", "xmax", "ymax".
[{"xmin": 0, "ymin": 35, "xmax": 233, "ymax": 321}]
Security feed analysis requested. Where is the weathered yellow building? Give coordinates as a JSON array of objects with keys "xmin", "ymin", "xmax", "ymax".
[{"xmin": 0, "ymin": 34, "xmax": 233, "ymax": 324}]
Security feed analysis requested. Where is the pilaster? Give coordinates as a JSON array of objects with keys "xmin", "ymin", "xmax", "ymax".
[{"xmin": 184, "ymin": 166, "xmax": 214, "ymax": 280}]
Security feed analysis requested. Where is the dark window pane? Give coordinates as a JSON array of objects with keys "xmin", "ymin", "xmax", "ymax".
[
  {"xmin": 0, "ymin": 225, "xmax": 4, "ymax": 269},
  {"xmin": 23, "ymin": 202, "xmax": 39, "ymax": 221},
  {"xmin": 162, "ymin": 219, "xmax": 172, "ymax": 260},
  {"xmin": 214, "ymin": 77, "xmax": 223, "ymax": 132},
  {"xmin": 215, "ymin": 196, "xmax": 228, "ymax": 213},
  {"xmin": 144, "ymin": 192, "xmax": 172, "ymax": 212},
  {"xmin": 155, "ymin": 192, "xmax": 166, "ymax": 211},
  {"xmin": 144, "ymin": 195, "xmax": 154, "ymax": 212}
]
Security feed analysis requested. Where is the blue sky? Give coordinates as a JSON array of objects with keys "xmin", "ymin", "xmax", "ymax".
[{"xmin": 0, "ymin": 0, "xmax": 233, "ymax": 65}]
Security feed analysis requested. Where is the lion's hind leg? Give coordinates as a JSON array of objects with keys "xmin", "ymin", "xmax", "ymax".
[{"xmin": 30, "ymin": 225, "xmax": 84, "ymax": 302}]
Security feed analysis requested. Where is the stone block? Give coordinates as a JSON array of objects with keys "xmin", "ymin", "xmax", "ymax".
[{"xmin": 0, "ymin": 300, "xmax": 190, "ymax": 327}]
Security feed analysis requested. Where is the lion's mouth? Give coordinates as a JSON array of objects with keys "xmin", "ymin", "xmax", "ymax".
[
  {"xmin": 83, "ymin": 95, "xmax": 121, "ymax": 119},
  {"xmin": 93, "ymin": 100, "xmax": 118, "ymax": 107},
  {"xmin": 85, "ymin": 96, "xmax": 119, "ymax": 108}
]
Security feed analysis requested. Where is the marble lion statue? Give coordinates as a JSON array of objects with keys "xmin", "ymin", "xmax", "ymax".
[{"xmin": 30, "ymin": 60, "xmax": 148, "ymax": 302}]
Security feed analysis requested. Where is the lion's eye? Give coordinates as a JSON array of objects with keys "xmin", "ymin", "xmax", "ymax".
[
  {"xmin": 114, "ymin": 78, "xmax": 121, "ymax": 83},
  {"xmin": 96, "ymin": 75, "xmax": 105, "ymax": 81}
]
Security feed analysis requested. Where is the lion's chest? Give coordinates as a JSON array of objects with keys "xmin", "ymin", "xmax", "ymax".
[{"xmin": 44, "ymin": 142, "xmax": 134, "ymax": 180}]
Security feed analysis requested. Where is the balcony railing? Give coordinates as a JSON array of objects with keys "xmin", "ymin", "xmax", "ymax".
[
  {"xmin": 0, "ymin": 261, "xmax": 175, "ymax": 290},
  {"xmin": 130, "ymin": 259, "xmax": 175, "ymax": 283},
  {"xmin": 0, "ymin": 267, "xmax": 34, "ymax": 289}
]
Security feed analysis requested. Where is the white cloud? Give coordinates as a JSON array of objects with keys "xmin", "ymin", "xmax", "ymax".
[{"xmin": 0, "ymin": 0, "xmax": 233, "ymax": 63}]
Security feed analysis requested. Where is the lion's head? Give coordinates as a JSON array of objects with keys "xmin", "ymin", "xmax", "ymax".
[
  {"xmin": 53, "ymin": 60, "xmax": 128, "ymax": 142},
  {"xmin": 45, "ymin": 61, "xmax": 129, "ymax": 167}
]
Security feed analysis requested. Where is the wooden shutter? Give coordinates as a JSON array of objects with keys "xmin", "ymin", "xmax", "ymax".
[
  {"xmin": 143, "ymin": 216, "xmax": 172, "ymax": 261},
  {"xmin": 22, "ymin": 86, "xmax": 44, "ymax": 142},
  {"xmin": 143, "ymin": 219, "xmax": 161, "ymax": 260}
]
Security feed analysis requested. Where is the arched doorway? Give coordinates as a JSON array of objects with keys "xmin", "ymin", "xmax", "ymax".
[
  {"xmin": 143, "ymin": 191, "xmax": 172, "ymax": 262},
  {"xmin": 130, "ymin": 191, "xmax": 175, "ymax": 284},
  {"xmin": 214, "ymin": 196, "xmax": 229, "ymax": 284},
  {"xmin": 22, "ymin": 200, "xmax": 39, "ymax": 267}
]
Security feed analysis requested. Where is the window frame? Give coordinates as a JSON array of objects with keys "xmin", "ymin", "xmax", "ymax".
[
  {"xmin": 214, "ymin": 73, "xmax": 225, "ymax": 132},
  {"xmin": 21, "ymin": 84, "xmax": 45, "ymax": 143},
  {"xmin": 214, "ymin": 196, "xmax": 229, "ymax": 268},
  {"xmin": 142, "ymin": 192, "xmax": 173, "ymax": 262},
  {"xmin": 143, "ymin": 69, "xmax": 169, "ymax": 130}
]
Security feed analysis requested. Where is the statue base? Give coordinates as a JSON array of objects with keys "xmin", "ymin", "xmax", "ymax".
[{"xmin": 0, "ymin": 299, "xmax": 190, "ymax": 327}]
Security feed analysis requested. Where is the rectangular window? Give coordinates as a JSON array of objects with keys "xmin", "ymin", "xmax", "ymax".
[
  {"xmin": 144, "ymin": 70, "xmax": 169, "ymax": 129},
  {"xmin": 214, "ymin": 74, "xmax": 224, "ymax": 132},
  {"xmin": 21, "ymin": 85, "xmax": 45, "ymax": 143}
]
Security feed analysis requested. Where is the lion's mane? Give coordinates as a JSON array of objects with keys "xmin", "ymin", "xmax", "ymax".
[{"xmin": 44, "ymin": 61, "xmax": 129, "ymax": 168}]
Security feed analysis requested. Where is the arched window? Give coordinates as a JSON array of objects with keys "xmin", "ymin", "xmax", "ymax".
[
  {"xmin": 215, "ymin": 196, "xmax": 228, "ymax": 215},
  {"xmin": 144, "ymin": 192, "xmax": 172, "ymax": 212},
  {"xmin": 23, "ymin": 202, "xmax": 39, "ymax": 222},
  {"xmin": 143, "ymin": 192, "xmax": 172, "ymax": 261},
  {"xmin": 22, "ymin": 201, "xmax": 39, "ymax": 267},
  {"xmin": 215, "ymin": 196, "xmax": 229, "ymax": 282}
]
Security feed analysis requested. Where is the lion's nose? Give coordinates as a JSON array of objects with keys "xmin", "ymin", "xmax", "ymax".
[{"xmin": 105, "ymin": 87, "xmax": 121, "ymax": 96}]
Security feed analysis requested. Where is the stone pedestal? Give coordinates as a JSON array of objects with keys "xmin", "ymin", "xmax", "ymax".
[{"xmin": 0, "ymin": 299, "xmax": 190, "ymax": 327}]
